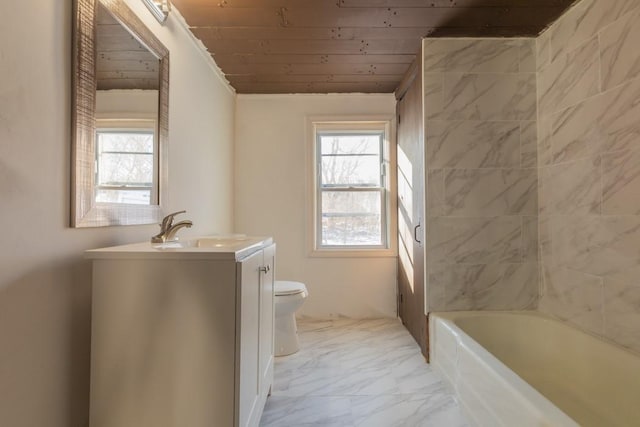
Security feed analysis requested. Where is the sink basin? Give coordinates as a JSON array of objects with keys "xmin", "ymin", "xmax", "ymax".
[
  {"xmin": 195, "ymin": 236, "xmax": 251, "ymax": 248},
  {"xmin": 152, "ymin": 235, "xmax": 252, "ymax": 250}
]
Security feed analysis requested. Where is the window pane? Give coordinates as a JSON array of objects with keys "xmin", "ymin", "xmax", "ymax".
[
  {"xmin": 96, "ymin": 188, "xmax": 151, "ymax": 205},
  {"xmin": 320, "ymin": 134, "xmax": 380, "ymax": 155},
  {"xmin": 96, "ymin": 131, "xmax": 154, "ymax": 187},
  {"xmin": 321, "ymin": 191, "xmax": 382, "ymax": 246},
  {"xmin": 320, "ymin": 133, "xmax": 382, "ymax": 187},
  {"xmin": 97, "ymin": 153, "xmax": 153, "ymax": 185},
  {"xmin": 321, "ymin": 155, "xmax": 380, "ymax": 186},
  {"xmin": 98, "ymin": 132, "xmax": 154, "ymax": 153}
]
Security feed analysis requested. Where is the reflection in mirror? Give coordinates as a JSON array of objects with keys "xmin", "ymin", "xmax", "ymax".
[
  {"xmin": 95, "ymin": 3, "xmax": 159, "ymax": 206},
  {"xmin": 72, "ymin": 0, "xmax": 169, "ymax": 227},
  {"xmin": 95, "ymin": 119, "xmax": 156, "ymax": 205}
]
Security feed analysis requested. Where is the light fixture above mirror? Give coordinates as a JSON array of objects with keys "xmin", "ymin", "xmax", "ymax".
[{"xmin": 142, "ymin": 0, "xmax": 171, "ymax": 23}]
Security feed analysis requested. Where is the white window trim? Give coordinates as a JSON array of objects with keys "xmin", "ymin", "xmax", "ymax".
[{"xmin": 306, "ymin": 115, "xmax": 397, "ymax": 258}]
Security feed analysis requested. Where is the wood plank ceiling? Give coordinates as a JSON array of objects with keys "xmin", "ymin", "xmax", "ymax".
[
  {"xmin": 97, "ymin": 3, "xmax": 160, "ymax": 90},
  {"xmin": 171, "ymin": 0, "xmax": 577, "ymax": 94}
]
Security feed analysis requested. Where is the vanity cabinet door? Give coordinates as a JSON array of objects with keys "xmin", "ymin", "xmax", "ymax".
[
  {"xmin": 237, "ymin": 250, "xmax": 262, "ymax": 427},
  {"xmin": 259, "ymin": 244, "xmax": 275, "ymax": 397}
]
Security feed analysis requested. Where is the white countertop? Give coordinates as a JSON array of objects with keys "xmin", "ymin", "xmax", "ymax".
[{"xmin": 85, "ymin": 235, "xmax": 273, "ymax": 261}]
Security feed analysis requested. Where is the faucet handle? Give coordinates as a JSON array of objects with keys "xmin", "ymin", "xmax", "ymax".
[{"xmin": 160, "ymin": 210, "xmax": 186, "ymax": 230}]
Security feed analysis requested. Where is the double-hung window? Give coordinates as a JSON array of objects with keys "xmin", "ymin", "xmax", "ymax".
[
  {"xmin": 94, "ymin": 119, "xmax": 158, "ymax": 205},
  {"xmin": 311, "ymin": 119, "xmax": 394, "ymax": 254}
]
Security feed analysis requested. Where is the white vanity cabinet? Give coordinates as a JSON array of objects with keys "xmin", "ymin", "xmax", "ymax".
[
  {"xmin": 86, "ymin": 237, "xmax": 275, "ymax": 427},
  {"xmin": 237, "ymin": 244, "xmax": 275, "ymax": 427}
]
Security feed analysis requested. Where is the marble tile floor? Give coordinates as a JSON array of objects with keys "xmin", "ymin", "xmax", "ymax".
[{"xmin": 260, "ymin": 318, "xmax": 469, "ymax": 427}]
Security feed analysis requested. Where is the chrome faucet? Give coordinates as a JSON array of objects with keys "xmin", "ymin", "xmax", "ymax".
[{"xmin": 151, "ymin": 210, "xmax": 193, "ymax": 243}]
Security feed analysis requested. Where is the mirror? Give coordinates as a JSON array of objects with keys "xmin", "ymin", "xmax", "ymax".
[{"xmin": 72, "ymin": 0, "xmax": 169, "ymax": 227}]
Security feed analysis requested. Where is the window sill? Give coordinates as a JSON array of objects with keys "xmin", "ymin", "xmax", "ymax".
[{"xmin": 309, "ymin": 248, "xmax": 397, "ymax": 258}]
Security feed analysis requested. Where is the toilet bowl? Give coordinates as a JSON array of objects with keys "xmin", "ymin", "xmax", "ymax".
[{"xmin": 274, "ymin": 281, "xmax": 308, "ymax": 356}]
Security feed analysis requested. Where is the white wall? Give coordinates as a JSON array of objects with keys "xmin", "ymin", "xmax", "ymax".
[
  {"xmin": 235, "ymin": 94, "xmax": 397, "ymax": 319},
  {"xmin": 96, "ymin": 89, "xmax": 158, "ymax": 118},
  {"xmin": 0, "ymin": 1, "xmax": 235, "ymax": 426}
]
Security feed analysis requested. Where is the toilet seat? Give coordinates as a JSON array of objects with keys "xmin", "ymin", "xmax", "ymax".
[{"xmin": 275, "ymin": 280, "xmax": 307, "ymax": 296}]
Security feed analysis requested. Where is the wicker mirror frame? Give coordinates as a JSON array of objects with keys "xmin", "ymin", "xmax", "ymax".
[{"xmin": 71, "ymin": 0, "xmax": 169, "ymax": 227}]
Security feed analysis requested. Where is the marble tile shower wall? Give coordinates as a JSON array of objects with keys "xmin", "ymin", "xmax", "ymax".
[
  {"xmin": 537, "ymin": 0, "xmax": 640, "ymax": 354},
  {"xmin": 423, "ymin": 38, "xmax": 539, "ymax": 312}
]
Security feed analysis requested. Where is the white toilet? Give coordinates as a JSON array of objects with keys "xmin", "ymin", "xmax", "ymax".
[{"xmin": 274, "ymin": 280, "xmax": 308, "ymax": 356}]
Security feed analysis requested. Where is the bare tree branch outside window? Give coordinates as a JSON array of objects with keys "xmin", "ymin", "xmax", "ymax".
[
  {"xmin": 318, "ymin": 132, "xmax": 385, "ymax": 247},
  {"xmin": 95, "ymin": 130, "xmax": 155, "ymax": 205}
]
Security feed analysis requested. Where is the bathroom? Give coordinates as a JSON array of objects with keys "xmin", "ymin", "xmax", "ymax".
[{"xmin": 2, "ymin": 0, "xmax": 640, "ymax": 425}]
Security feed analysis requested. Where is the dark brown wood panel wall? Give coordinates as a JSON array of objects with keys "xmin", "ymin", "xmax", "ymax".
[
  {"xmin": 396, "ymin": 61, "xmax": 427, "ymax": 356},
  {"xmin": 172, "ymin": 0, "xmax": 577, "ymax": 93}
]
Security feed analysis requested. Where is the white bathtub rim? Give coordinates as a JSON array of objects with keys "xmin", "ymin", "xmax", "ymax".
[
  {"xmin": 431, "ymin": 311, "xmax": 579, "ymax": 427},
  {"xmin": 433, "ymin": 309, "xmax": 640, "ymax": 359}
]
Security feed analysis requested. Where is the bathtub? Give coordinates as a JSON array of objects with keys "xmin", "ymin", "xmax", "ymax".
[{"xmin": 429, "ymin": 311, "xmax": 640, "ymax": 427}]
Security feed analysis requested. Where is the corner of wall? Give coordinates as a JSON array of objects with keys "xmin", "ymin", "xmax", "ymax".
[{"xmin": 169, "ymin": 6, "xmax": 236, "ymax": 97}]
